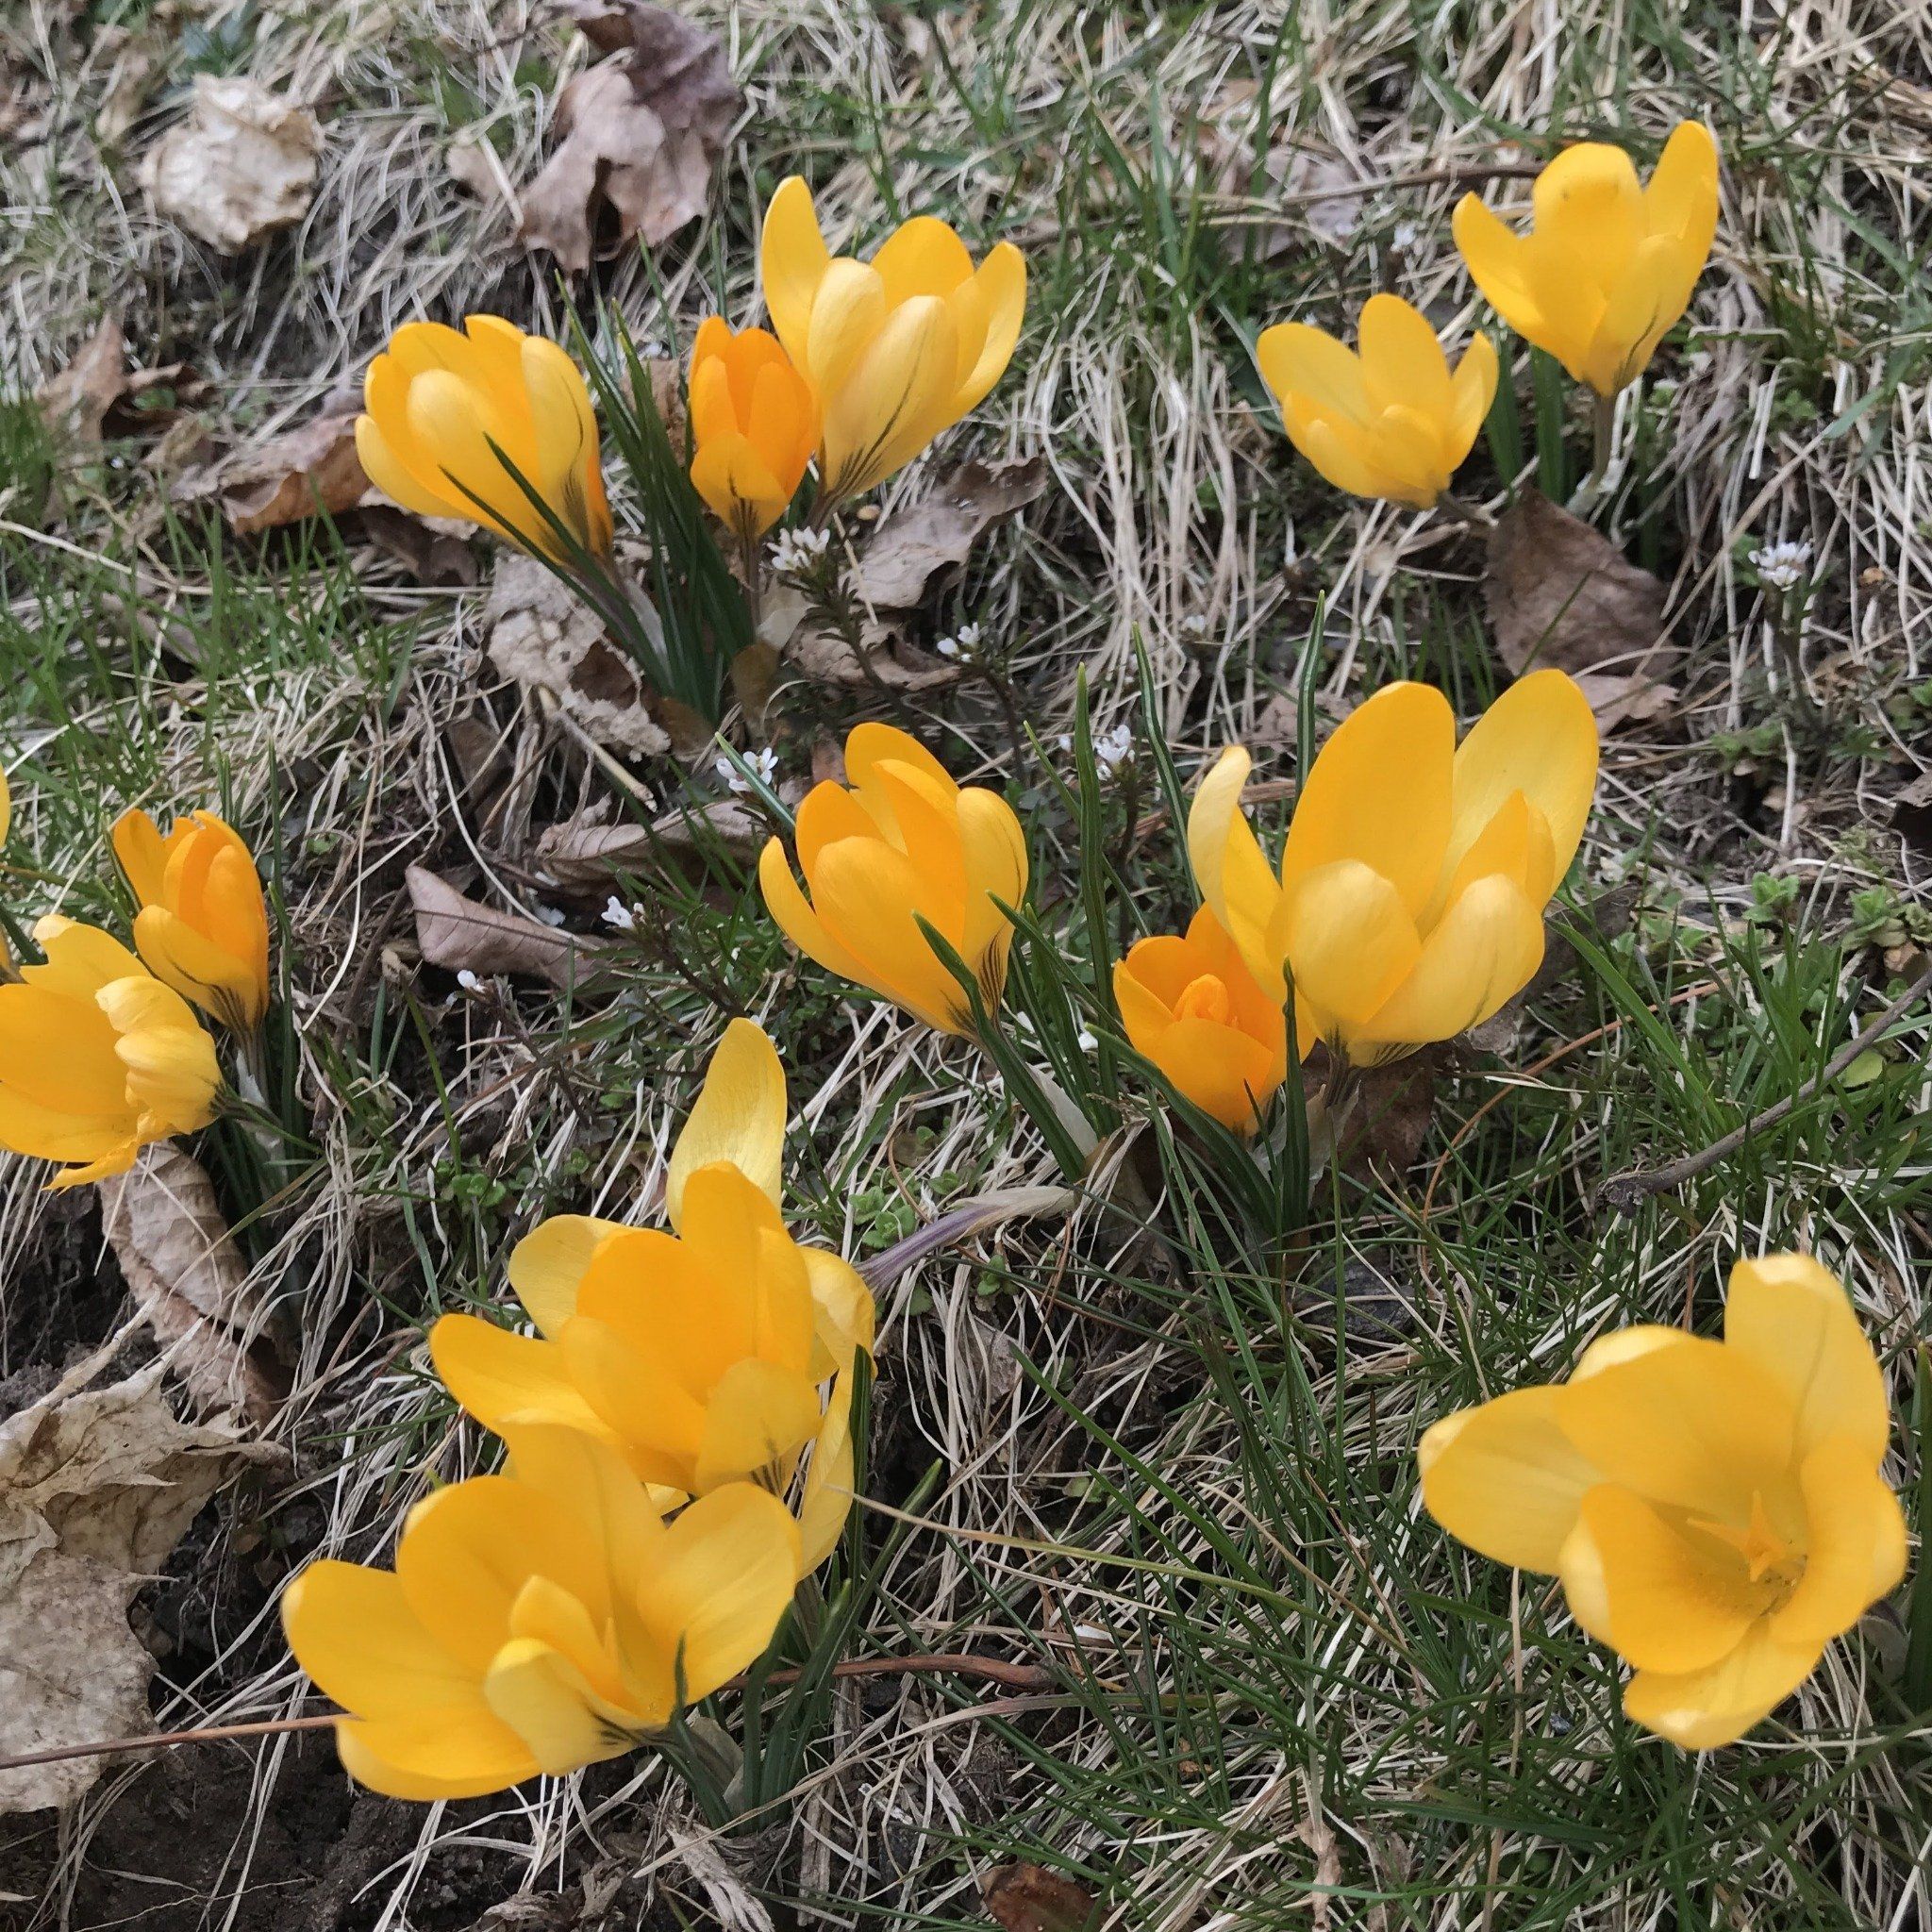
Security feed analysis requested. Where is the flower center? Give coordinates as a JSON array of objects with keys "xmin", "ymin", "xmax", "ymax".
[
  {"xmin": 1174, "ymin": 974, "xmax": 1232, "ymax": 1026},
  {"xmin": 1691, "ymin": 1492, "xmax": 1806, "ymax": 1597}
]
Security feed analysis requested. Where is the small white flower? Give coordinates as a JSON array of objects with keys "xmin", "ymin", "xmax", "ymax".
[
  {"xmin": 457, "ymin": 970, "xmax": 484, "ymax": 994},
  {"xmin": 935, "ymin": 635, "xmax": 962, "ymax": 659},
  {"xmin": 935, "ymin": 621, "xmax": 982, "ymax": 662},
  {"xmin": 601, "ymin": 896, "xmax": 636, "ymax": 932},
  {"xmin": 532, "ymin": 903, "xmax": 566, "ymax": 928},
  {"xmin": 1392, "ymin": 220, "xmax": 1420, "ymax": 251},
  {"xmin": 1092, "ymin": 724, "xmax": 1135, "ymax": 777},
  {"xmin": 770, "ymin": 526, "xmax": 832, "ymax": 576},
  {"xmin": 1180, "ymin": 613, "xmax": 1209, "ymax": 638},
  {"xmin": 1750, "ymin": 540, "xmax": 1814, "ymax": 592}
]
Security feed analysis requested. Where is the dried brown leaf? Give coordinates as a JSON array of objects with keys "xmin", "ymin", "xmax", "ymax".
[
  {"xmin": 1292, "ymin": 1809, "xmax": 1344, "ymax": 1931},
  {"xmin": 188, "ymin": 408, "xmax": 368, "ymax": 534},
  {"xmin": 100, "ymin": 1146, "xmax": 285, "ymax": 1423},
  {"xmin": 0, "ymin": 1364, "xmax": 276, "ymax": 1812},
  {"xmin": 358, "ymin": 504, "xmax": 478, "ymax": 586},
  {"xmin": 485, "ymin": 553, "xmax": 671, "ymax": 757},
  {"xmin": 519, "ymin": 5, "xmax": 741, "ymax": 273},
  {"xmin": 137, "ymin": 75, "xmax": 323, "ymax": 255},
  {"xmin": 853, "ymin": 458, "xmax": 1049, "ymax": 609},
  {"xmin": 535, "ymin": 798, "xmax": 765, "ymax": 890},
  {"xmin": 1486, "ymin": 491, "xmax": 1678, "ymax": 730},
  {"xmin": 982, "ymin": 1862, "xmax": 1100, "ymax": 1932},
  {"xmin": 37, "ymin": 318, "xmax": 128, "ymax": 443},
  {"xmin": 407, "ymin": 865, "xmax": 610, "ymax": 990}
]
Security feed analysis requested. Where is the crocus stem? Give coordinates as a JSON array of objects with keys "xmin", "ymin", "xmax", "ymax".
[{"xmin": 1590, "ymin": 391, "xmax": 1616, "ymax": 485}]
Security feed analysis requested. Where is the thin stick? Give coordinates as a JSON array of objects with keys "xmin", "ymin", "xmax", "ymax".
[
  {"xmin": 0, "ymin": 1654, "xmax": 1056, "ymax": 1778},
  {"xmin": 1596, "ymin": 961, "xmax": 1932, "ymax": 1214}
]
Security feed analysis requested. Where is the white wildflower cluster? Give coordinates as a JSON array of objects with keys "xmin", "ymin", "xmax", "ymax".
[
  {"xmin": 1750, "ymin": 540, "xmax": 1813, "ymax": 591},
  {"xmin": 769, "ymin": 526, "xmax": 832, "ymax": 577},
  {"xmin": 716, "ymin": 747, "xmax": 779, "ymax": 796},
  {"xmin": 1092, "ymin": 724, "xmax": 1135, "ymax": 777},
  {"xmin": 934, "ymin": 621, "xmax": 984, "ymax": 661},
  {"xmin": 600, "ymin": 896, "xmax": 638, "ymax": 932}
]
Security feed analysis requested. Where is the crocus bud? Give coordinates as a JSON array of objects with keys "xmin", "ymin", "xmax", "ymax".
[
  {"xmin": 1256, "ymin": 293, "xmax": 1497, "ymax": 509},
  {"xmin": 758, "ymin": 723, "xmax": 1027, "ymax": 1036},
  {"xmin": 1454, "ymin": 122, "xmax": 1720, "ymax": 396},
  {"xmin": 687, "ymin": 318, "xmax": 818, "ymax": 543},
  {"xmin": 112, "ymin": 808, "xmax": 271, "ymax": 1034},
  {"xmin": 0, "ymin": 917, "xmax": 221, "ymax": 1189},
  {"xmin": 1114, "ymin": 907, "xmax": 1293, "ymax": 1131},
  {"xmin": 759, "ymin": 177, "xmax": 1025, "ymax": 503},
  {"xmin": 357, "ymin": 315, "xmax": 613, "ymax": 559},
  {"xmin": 1189, "ymin": 673, "xmax": 1599, "ymax": 1065}
]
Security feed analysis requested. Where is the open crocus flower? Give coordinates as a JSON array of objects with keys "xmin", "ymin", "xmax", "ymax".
[
  {"xmin": 759, "ymin": 177, "xmax": 1025, "ymax": 502},
  {"xmin": 284, "ymin": 1421, "xmax": 799, "ymax": 1799},
  {"xmin": 688, "ymin": 318, "xmax": 818, "ymax": 545},
  {"xmin": 1189, "ymin": 673, "xmax": 1598, "ymax": 1066},
  {"xmin": 1420, "ymin": 1254, "xmax": 1907, "ymax": 1749},
  {"xmin": 432, "ymin": 1021, "xmax": 873, "ymax": 1574},
  {"xmin": 0, "ymin": 918, "xmax": 221, "ymax": 1189},
  {"xmin": 111, "ymin": 808, "xmax": 271, "ymax": 1035},
  {"xmin": 758, "ymin": 723, "xmax": 1027, "ymax": 1037},
  {"xmin": 1114, "ymin": 907, "xmax": 1294, "ymax": 1132},
  {"xmin": 1454, "ymin": 122, "xmax": 1720, "ymax": 397},
  {"xmin": 357, "ymin": 315, "xmax": 614, "ymax": 560},
  {"xmin": 1256, "ymin": 294, "xmax": 1497, "ymax": 509}
]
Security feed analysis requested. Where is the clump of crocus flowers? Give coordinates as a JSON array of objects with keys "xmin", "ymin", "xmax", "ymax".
[
  {"xmin": 0, "ymin": 792, "xmax": 271, "ymax": 1188},
  {"xmin": 1421, "ymin": 1253, "xmax": 1905, "ymax": 1748},
  {"xmin": 284, "ymin": 1019, "xmax": 876, "ymax": 1799}
]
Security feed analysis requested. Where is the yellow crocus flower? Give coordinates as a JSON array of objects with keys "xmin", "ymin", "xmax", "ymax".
[
  {"xmin": 759, "ymin": 722, "xmax": 1027, "ymax": 1036},
  {"xmin": 0, "ymin": 917, "xmax": 221, "ymax": 1188},
  {"xmin": 356, "ymin": 315, "xmax": 614, "ymax": 559},
  {"xmin": 283, "ymin": 1421, "xmax": 800, "ymax": 1799},
  {"xmin": 431, "ymin": 1020, "xmax": 873, "ymax": 1574},
  {"xmin": 1454, "ymin": 122, "xmax": 1720, "ymax": 397},
  {"xmin": 1420, "ymin": 1254, "xmax": 1907, "ymax": 1750},
  {"xmin": 1114, "ymin": 907, "xmax": 1295, "ymax": 1133},
  {"xmin": 1188, "ymin": 673, "xmax": 1598, "ymax": 1065},
  {"xmin": 112, "ymin": 808, "xmax": 271, "ymax": 1035},
  {"xmin": 759, "ymin": 177, "xmax": 1026, "ymax": 502},
  {"xmin": 687, "ymin": 317, "xmax": 819, "ymax": 544},
  {"xmin": 1256, "ymin": 294, "xmax": 1497, "ymax": 509}
]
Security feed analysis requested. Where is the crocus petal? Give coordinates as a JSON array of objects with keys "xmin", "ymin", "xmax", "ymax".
[
  {"xmin": 498, "ymin": 1420, "xmax": 667, "ymax": 1609},
  {"xmin": 758, "ymin": 838, "xmax": 881, "ymax": 994},
  {"xmin": 355, "ymin": 413, "xmax": 458, "ymax": 521},
  {"xmin": 282, "ymin": 1562, "xmax": 483, "ymax": 1717},
  {"xmin": 808, "ymin": 835, "xmax": 972, "ymax": 1030},
  {"xmin": 1186, "ymin": 746, "xmax": 1288, "ymax": 1001},
  {"xmin": 872, "ymin": 214, "xmax": 975, "ymax": 303},
  {"xmin": 1280, "ymin": 859, "xmax": 1421, "ymax": 1033},
  {"xmin": 484, "ymin": 1638, "xmax": 634, "ymax": 1774},
  {"xmin": 691, "ymin": 1357, "xmax": 823, "ymax": 1492},
  {"xmin": 1643, "ymin": 121, "xmax": 1720, "ymax": 254},
  {"xmin": 1280, "ymin": 683, "xmax": 1454, "ymax": 917},
  {"xmin": 1444, "ymin": 669, "xmax": 1599, "ymax": 891},
  {"xmin": 1772, "ymin": 1433, "xmax": 1908, "ymax": 1646},
  {"xmin": 802, "ymin": 1247, "xmax": 875, "ymax": 1365},
  {"xmin": 760, "ymin": 176, "xmax": 832, "ymax": 372},
  {"xmin": 1557, "ymin": 1335, "xmax": 1796, "ymax": 1523},
  {"xmin": 429, "ymin": 1313, "xmax": 620, "ymax": 1445},
  {"xmin": 637, "ymin": 1482, "xmax": 802, "ymax": 1701},
  {"xmin": 1722, "ymin": 1253, "xmax": 1890, "ymax": 1466},
  {"xmin": 1558, "ymin": 1485, "xmax": 1769, "ymax": 1674},
  {"xmin": 666, "ymin": 1019, "xmax": 787, "ymax": 1233},
  {"xmin": 1453, "ymin": 195, "xmax": 1542, "ymax": 337},
  {"xmin": 334, "ymin": 1708, "xmax": 539, "ymax": 1802},
  {"xmin": 506, "ymin": 1213, "xmax": 628, "ymax": 1338},
  {"xmin": 1358, "ymin": 292, "xmax": 1452, "ymax": 419},
  {"xmin": 558, "ymin": 1314, "xmax": 710, "ymax": 1480},
  {"xmin": 1353, "ymin": 873, "xmax": 1544, "ymax": 1053},
  {"xmin": 1256, "ymin": 323, "xmax": 1371, "ymax": 424},
  {"xmin": 1418, "ymin": 1386, "xmax": 1599, "ymax": 1574},
  {"xmin": 957, "ymin": 242, "xmax": 1026, "ymax": 411},
  {"xmin": 1447, "ymin": 332, "xmax": 1500, "ymax": 454},
  {"xmin": 797, "ymin": 1377, "xmax": 856, "ymax": 1574},
  {"xmin": 1621, "ymin": 1622, "xmax": 1823, "ymax": 1751}
]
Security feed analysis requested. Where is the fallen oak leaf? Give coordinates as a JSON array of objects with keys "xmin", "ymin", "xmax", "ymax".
[
  {"xmin": 100, "ymin": 1146, "xmax": 288, "ymax": 1424},
  {"xmin": 195, "ymin": 407, "xmax": 368, "ymax": 534},
  {"xmin": 520, "ymin": 2, "xmax": 741, "ymax": 273},
  {"xmin": 0, "ymin": 1364, "xmax": 277, "ymax": 1813},
  {"xmin": 853, "ymin": 457, "xmax": 1049, "ymax": 610},
  {"xmin": 406, "ymin": 864, "xmax": 611, "ymax": 991},
  {"xmin": 137, "ymin": 75, "xmax": 324, "ymax": 255},
  {"xmin": 534, "ymin": 798, "xmax": 764, "ymax": 891},
  {"xmin": 1485, "ymin": 491, "xmax": 1679, "ymax": 731}
]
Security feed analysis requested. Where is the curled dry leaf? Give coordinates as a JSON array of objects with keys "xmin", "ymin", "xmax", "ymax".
[
  {"xmin": 179, "ymin": 408, "xmax": 368, "ymax": 535},
  {"xmin": 535, "ymin": 798, "xmax": 765, "ymax": 891},
  {"xmin": 520, "ymin": 2, "xmax": 741, "ymax": 274},
  {"xmin": 406, "ymin": 864, "xmax": 611, "ymax": 991},
  {"xmin": 759, "ymin": 589, "xmax": 962, "ymax": 693},
  {"xmin": 357, "ymin": 504, "xmax": 478, "ymax": 587},
  {"xmin": 853, "ymin": 458, "xmax": 1050, "ymax": 609},
  {"xmin": 485, "ymin": 553, "xmax": 671, "ymax": 757},
  {"xmin": 138, "ymin": 75, "xmax": 323, "ymax": 255},
  {"xmin": 982, "ymin": 1861, "xmax": 1101, "ymax": 1932},
  {"xmin": 100, "ymin": 1145, "xmax": 287, "ymax": 1423},
  {"xmin": 0, "ymin": 1363, "xmax": 277, "ymax": 1812},
  {"xmin": 1485, "ymin": 491, "xmax": 1679, "ymax": 730},
  {"xmin": 37, "ymin": 319, "xmax": 205, "ymax": 446}
]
